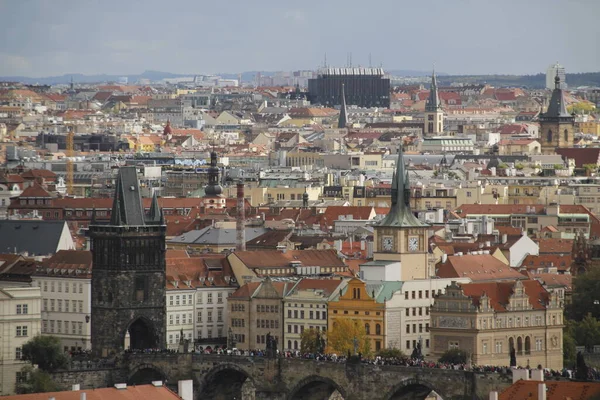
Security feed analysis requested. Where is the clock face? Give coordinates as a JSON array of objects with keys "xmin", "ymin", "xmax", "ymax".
[
  {"xmin": 382, "ymin": 236, "xmax": 394, "ymax": 251},
  {"xmin": 408, "ymin": 237, "xmax": 419, "ymax": 252}
]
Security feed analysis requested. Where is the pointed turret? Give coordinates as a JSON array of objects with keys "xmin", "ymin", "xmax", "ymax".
[
  {"xmin": 378, "ymin": 147, "xmax": 428, "ymax": 227},
  {"xmin": 109, "ymin": 166, "xmax": 146, "ymax": 226},
  {"xmin": 541, "ymin": 73, "xmax": 573, "ymax": 121},
  {"xmin": 338, "ymin": 83, "xmax": 348, "ymax": 129},
  {"xmin": 205, "ymin": 150, "xmax": 223, "ymax": 196},
  {"xmin": 147, "ymin": 191, "xmax": 163, "ymax": 224},
  {"xmin": 425, "ymin": 70, "xmax": 442, "ymax": 112}
]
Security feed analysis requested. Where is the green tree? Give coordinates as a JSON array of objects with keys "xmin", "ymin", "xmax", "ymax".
[
  {"xmin": 376, "ymin": 347, "xmax": 405, "ymax": 359},
  {"xmin": 300, "ymin": 328, "xmax": 325, "ymax": 354},
  {"xmin": 563, "ymin": 323, "xmax": 578, "ymax": 368},
  {"xmin": 515, "ymin": 164, "xmax": 525, "ymax": 170},
  {"xmin": 15, "ymin": 365, "xmax": 63, "ymax": 394},
  {"xmin": 572, "ymin": 313, "xmax": 600, "ymax": 351},
  {"xmin": 326, "ymin": 318, "xmax": 371, "ymax": 357},
  {"xmin": 21, "ymin": 335, "xmax": 68, "ymax": 372},
  {"xmin": 568, "ymin": 268, "xmax": 600, "ymax": 321},
  {"xmin": 568, "ymin": 101, "xmax": 596, "ymax": 115},
  {"xmin": 438, "ymin": 349, "xmax": 468, "ymax": 364}
]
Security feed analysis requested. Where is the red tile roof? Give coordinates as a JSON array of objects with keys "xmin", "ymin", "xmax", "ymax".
[
  {"xmin": 436, "ymin": 254, "xmax": 522, "ymax": 281},
  {"xmin": 232, "ymin": 249, "xmax": 346, "ymax": 269},
  {"xmin": 556, "ymin": 148, "xmax": 600, "ymax": 168},
  {"xmin": 2, "ymin": 384, "xmax": 181, "ymax": 400},
  {"xmin": 322, "ymin": 206, "xmax": 375, "ymax": 222},
  {"xmin": 291, "ymin": 278, "xmax": 345, "ymax": 297},
  {"xmin": 536, "ymin": 238, "xmax": 573, "ymax": 254},
  {"xmin": 499, "ymin": 380, "xmax": 600, "ymax": 400},
  {"xmin": 460, "ymin": 279, "xmax": 548, "ymax": 312},
  {"xmin": 521, "ymin": 254, "xmax": 572, "ymax": 272},
  {"xmin": 18, "ymin": 183, "xmax": 53, "ymax": 198},
  {"xmin": 532, "ymin": 273, "xmax": 572, "ymax": 291}
]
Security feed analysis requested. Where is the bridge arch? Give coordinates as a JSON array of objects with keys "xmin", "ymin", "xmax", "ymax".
[
  {"xmin": 128, "ymin": 363, "xmax": 168, "ymax": 385},
  {"xmin": 383, "ymin": 377, "xmax": 447, "ymax": 400},
  {"xmin": 287, "ymin": 374, "xmax": 347, "ymax": 400},
  {"xmin": 197, "ymin": 362, "xmax": 255, "ymax": 400}
]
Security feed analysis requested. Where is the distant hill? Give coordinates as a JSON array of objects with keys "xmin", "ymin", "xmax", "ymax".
[{"xmin": 1, "ymin": 70, "xmax": 599, "ymax": 88}]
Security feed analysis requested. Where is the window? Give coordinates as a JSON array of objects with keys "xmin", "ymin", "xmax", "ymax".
[
  {"xmin": 15, "ymin": 347, "xmax": 22, "ymax": 360},
  {"xmin": 43, "ymin": 299, "xmax": 48, "ymax": 311},
  {"xmin": 16, "ymin": 304, "xmax": 28, "ymax": 314},
  {"xmin": 51, "ymin": 282, "xmax": 55, "ymax": 292},
  {"xmin": 483, "ymin": 342, "xmax": 488, "ymax": 354},
  {"xmin": 135, "ymin": 276, "xmax": 146, "ymax": 302},
  {"xmin": 207, "ymin": 293, "xmax": 213, "ymax": 304},
  {"xmin": 182, "ymin": 314, "xmax": 187, "ymax": 324},
  {"xmin": 418, "ymin": 290, "xmax": 422, "ymax": 299},
  {"xmin": 169, "ymin": 315, "xmax": 173, "ymax": 325},
  {"xmin": 65, "ymin": 301, "xmax": 69, "ymax": 313},
  {"xmin": 169, "ymin": 335, "xmax": 173, "ymax": 344},
  {"xmin": 197, "ymin": 294, "xmax": 203, "ymax": 304},
  {"xmin": 197, "ymin": 311, "xmax": 202, "ymax": 322},
  {"xmin": 182, "ymin": 295, "xmax": 186, "ymax": 305},
  {"xmin": 79, "ymin": 283, "xmax": 83, "ymax": 293},
  {"xmin": 406, "ymin": 340, "xmax": 410, "ymax": 349},
  {"xmin": 207, "ymin": 311, "xmax": 213, "ymax": 323},
  {"xmin": 412, "ymin": 291, "xmax": 415, "ymax": 299},
  {"xmin": 50, "ymin": 299, "xmax": 55, "ymax": 311},
  {"xmin": 365, "ymin": 323, "xmax": 370, "ymax": 335},
  {"xmin": 217, "ymin": 309, "xmax": 223, "ymax": 322},
  {"xmin": 322, "ymin": 311, "xmax": 326, "ymax": 320},
  {"xmin": 495, "ymin": 341, "xmax": 503, "ymax": 354},
  {"xmin": 449, "ymin": 341, "xmax": 459, "ymax": 350},
  {"xmin": 169, "ymin": 296, "xmax": 174, "ymax": 306},
  {"xmin": 50, "ymin": 320, "xmax": 55, "ymax": 333},
  {"xmin": 405, "ymin": 308, "xmax": 410, "ymax": 316},
  {"xmin": 58, "ymin": 282, "xmax": 62, "ymax": 292},
  {"xmin": 78, "ymin": 301, "xmax": 83, "ymax": 313},
  {"xmin": 406, "ymin": 325, "xmax": 410, "ymax": 334},
  {"xmin": 16, "ymin": 326, "xmax": 28, "ymax": 337},
  {"xmin": 58, "ymin": 300, "xmax": 62, "ymax": 312},
  {"xmin": 175, "ymin": 315, "xmax": 180, "ymax": 325},
  {"xmin": 43, "ymin": 282, "xmax": 47, "ymax": 292},
  {"xmin": 376, "ymin": 324, "xmax": 381, "ymax": 335},
  {"xmin": 57, "ymin": 320, "xmax": 62, "ymax": 333},
  {"xmin": 217, "ymin": 292, "xmax": 223, "ymax": 303},
  {"xmin": 72, "ymin": 321, "xmax": 76, "ymax": 334},
  {"xmin": 405, "ymin": 292, "xmax": 409, "ymax": 300}
]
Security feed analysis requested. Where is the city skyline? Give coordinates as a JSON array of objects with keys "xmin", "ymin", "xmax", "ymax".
[{"xmin": 0, "ymin": 0, "xmax": 599, "ymax": 77}]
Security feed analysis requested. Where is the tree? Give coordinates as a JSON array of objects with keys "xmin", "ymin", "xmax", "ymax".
[
  {"xmin": 21, "ymin": 335, "xmax": 68, "ymax": 372},
  {"xmin": 564, "ymin": 326, "xmax": 577, "ymax": 368},
  {"xmin": 15, "ymin": 365, "xmax": 63, "ymax": 394},
  {"xmin": 438, "ymin": 349, "xmax": 468, "ymax": 364},
  {"xmin": 568, "ymin": 267, "xmax": 600, "ymax": 321},
  {"xmin": 300, "ymin": 328, "xmax": 325, "ymax": 354},
  {"xmin": 515, "ymin": 164, "xmax": 525, "ymax": 170},
  {"xmin": 326, "ymin": 319, "xmax": 371, "ymax": 357},
  {"xmin": 377, "ymin": 347, "xmax": 406, "ymax": 359},
  {"xmin": 572, "ymin": 313, "xmax": 600, "ymax": 351},
  {"xmin": 568, "ymin": 101, "xmax": 596, "ymax": 115}
]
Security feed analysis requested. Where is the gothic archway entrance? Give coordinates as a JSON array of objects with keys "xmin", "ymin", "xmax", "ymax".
[{"xmin": 127, "ymin": 318, "xmax": 158, "ymax": 350}]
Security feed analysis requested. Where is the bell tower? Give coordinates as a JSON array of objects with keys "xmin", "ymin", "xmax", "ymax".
[
  {"xmin": 372, "ymin": 147, "xmax": 430, "ymax": 279},
  {"xmin": 89, "ymin": 167, "xmax": 166, "ymax": 357},
  {"xmin": 424, "ymin": 69, "xmax": 444, "ymax": 137},
  {"xmin": 540, "ymin": 74, "xmax": 575, "ymax": 154}
]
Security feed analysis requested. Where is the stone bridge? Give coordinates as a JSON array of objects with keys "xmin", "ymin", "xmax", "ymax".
[{"xmin": 52, "ymin": 354, "xmax": 512, "ymax": 400}]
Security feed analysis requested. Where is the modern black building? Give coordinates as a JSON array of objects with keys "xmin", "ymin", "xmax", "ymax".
[
  {"xmin": 37, "ymin": 133, "xmax": 129, "ymax": 152},
  {"xmin": 308, "ymin": 67, "xmax": 390, "ymax": 108},
  {"xmin": 89, "ymin": 166, "xmax": 166, "ymax": 357}
]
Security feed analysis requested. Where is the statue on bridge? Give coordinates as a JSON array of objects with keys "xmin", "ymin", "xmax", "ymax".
[
  {"xmin": 411, "ymin": 341, "xmax": 423, "ymax": 361},
  {"xmin": 509, "ymin": 347, "xmax": 516, "ymax": 367},
  {"xmin": 266, "ymin": 332, "xmax": 278, "ymax": 358}
]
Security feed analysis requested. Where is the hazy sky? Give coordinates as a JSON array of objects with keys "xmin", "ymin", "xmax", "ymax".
[{"xmin": 0, "ymin": 0, "xmax": 599, "ymax": 77}]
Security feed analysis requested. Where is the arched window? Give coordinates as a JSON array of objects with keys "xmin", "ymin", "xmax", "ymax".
[
  {"xmin": 288, "ymin": 340, "xmax": 291, "ymax": 350},
  {"xmin": 517, "ymin": 337, "xmax": 523, "ymax": 355},
  {"xmin": 365, "ymin": 323, "xmax": 370, "ymax": 335},
  {"xmin": 376, "ymin": 324, "xmax": 381, "ymax": 335},
  {"xmin": 547, "ymin": 129, "xmax": 553, "ymax": 143},
  {"xmin": 525, "ymin": 337, "xmax": 531, "ymax": 355},
  {"xmin": 294, "ymin": 340, "xmax": 298, "ymax": 350},
  {"xmin": 564, "ymin": 129, "xmax": 569, "ymax": 142}
]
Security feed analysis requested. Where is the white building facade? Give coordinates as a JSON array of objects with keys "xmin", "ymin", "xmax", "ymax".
[{"xmin": 0, "ymin": 285, "xmax": 42, "ymax": 395}]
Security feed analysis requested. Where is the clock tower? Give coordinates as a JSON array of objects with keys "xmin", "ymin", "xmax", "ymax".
[{"xmin": 371, "ymin": 147, "xmax": 430, "ymax": 280}]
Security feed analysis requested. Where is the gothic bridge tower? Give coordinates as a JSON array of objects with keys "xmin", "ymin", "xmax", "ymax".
[{"xmin": 89, "ymin": 166, "xmax": 166, "ymax": 357}]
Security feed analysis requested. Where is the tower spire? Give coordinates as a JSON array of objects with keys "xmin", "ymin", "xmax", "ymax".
[
  {"xmin": 425, "ymin": 68, "xmax": 441, "ymax": 112},
  {"xmin": 377, "ymin": 147, "xmax": 428, "ymax": 228},
  {"xmin": 338, "ymin": 83, "xmax": 348, "ymax": 129}
]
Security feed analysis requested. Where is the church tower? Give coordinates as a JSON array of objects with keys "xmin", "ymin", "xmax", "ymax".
[
  {"xmin": 372, "ymin": 147, "xmax": 430, "ymax": 280},
  {"xmin": 424, "ymin": 70, "xmax": 443, "ymax": 136},
  {"xmin": 89, "ymin": 167, "xmax": 166, "ymax": 357},
  {"xmin": 203, "ymin": 150, "xmax": 226, "ymax": 212},
  {"xmin": 338, "ymin": 83, "xmax": 349, "ymax": 129},
  {"xmin": 540, "ymin": 74, "xmax": 575, "ymax": 154}
]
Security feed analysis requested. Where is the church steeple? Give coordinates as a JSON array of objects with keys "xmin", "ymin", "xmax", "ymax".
[
  {"xmin": 424, "ymin": 68, "xmax": 444, "ymax": 136},
  {"xmin": 338, "ymin": 83, "xmax": 348, "ymax": 129},
  {"xmin": 539, "ymin": 72, "xmax": 575, "ymax": 154},
  {"xmin": 425, "ymin": 69, "xmax": 442, "ymax": 112},
  {"xmin": 378, "ymin": 147, "xmax": 428, "ymax": 228},
  {"xmin": 204, "ymin": 150, "xmax": 223, "ymax": 196}
]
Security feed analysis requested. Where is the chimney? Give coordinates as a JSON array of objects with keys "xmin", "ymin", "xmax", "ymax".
[
  {"xmin": 114, "ymin": 383, "xmax": 127, "ymax": 390},
  {"xmin": 72, "ymin": 384, "xmax": 80, "ymax": 391},
  {"xmin": 538, "ymin": 383, "xmax": 547, "ymax": 400},
  {"xmin": 489, "ymin": 391, "xmax": 498, "ymax": 400},
  {"xmin": 360, "ymin": 240, "xmax": 366, "ymax": 250},
  {"xmin": 80, "ymin": 393, "xmax": 87, "ymax": 400},
  {"xmin": 334, "ymin": 239, "xmax": 343, "ymax": 252},
  {"xmin": 178, "ymin": 380, "xmax": 194, "ymax": 400},
  {"xmin": 502, "ymin": 234, "xmax": 507, "ymax": 244},
  {"xmin": 531, "ymin": 368, "xmax": 544, "ymax": 381},
  {"xmin": 236, "ymin": 182, "xmax": 246, "ymax": 252},
  {"xmin": 441, "ymin": 253, "xmax": 448, "ymax": 263}
]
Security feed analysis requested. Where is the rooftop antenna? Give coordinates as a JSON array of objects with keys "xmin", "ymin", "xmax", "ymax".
[
  {"xmin": 369, "ymin": 53, "xmax": 372, "ymax": 68},
  {"xmin": 324, "ymin": 53, "xmax": 328, "ymax": 69},
  {"xmin": 350, "ymin": 52, "xmax": 353, "ymax": 68}
]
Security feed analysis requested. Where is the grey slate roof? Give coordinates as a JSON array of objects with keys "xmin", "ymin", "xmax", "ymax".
[
  {"xmin": 541, "ymin": 75, "xmax": 573, "ymax": 121},
  {"xmin": 0, "ymin": 220, "xmax": 69, "ymax": 256},
  {"xmin": 169, "ymin": 226, "xmax": 269, "ymax": 246},
  {"xmin": 110, "ymin": 166, "xmax": 146, "ymax": 226}
]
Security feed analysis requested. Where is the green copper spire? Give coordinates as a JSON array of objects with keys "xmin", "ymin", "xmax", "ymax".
[{"xmin": 378, "ymin": 147, "xmax": 428, "ymax": 227}]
